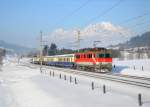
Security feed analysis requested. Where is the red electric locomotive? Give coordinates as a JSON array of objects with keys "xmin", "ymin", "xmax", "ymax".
[{"xmin": 74, "ymin": 48, "xmax": 112, "ymax": 72}]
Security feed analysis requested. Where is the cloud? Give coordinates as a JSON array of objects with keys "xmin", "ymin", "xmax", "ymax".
[{"xmin": 48, "ymin": 22, "xmax": 132, "ymax": 49}]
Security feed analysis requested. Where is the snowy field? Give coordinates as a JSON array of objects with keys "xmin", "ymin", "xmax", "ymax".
[
  {"xmin": 113, "ymin": 59, "xmax": 150, "ymax": 78},
  {"xmin": 0, "ymin": 57, "xmax": 150, "ymax": 107}
]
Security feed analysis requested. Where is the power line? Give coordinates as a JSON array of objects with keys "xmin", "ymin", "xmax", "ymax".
[
  {"xmin": 50, "ymin": 0, "xmax": 91, "ymax": 49},
  {"xmin": 70, "ymin": 0, "xmax": 124, "ymax": 48},
  {"xmin": 82, "ymin": 0, "xmax": 149, "ymax": 34},
  {"xmin": 120, "ymin": 11, "xmax": 150, "ymax": 24},
  {"xmin": 97, "ymin": 12, "xmax": 150, "ymax": 38},
  {"xmin": 55, "ymin": 0, "xmax": 91, "ymax": 27},
  {"xmin": 80, "ymin": 20, "xmax": 149, "ymax": 43},
  {"xmin": 83, "ymin": 0, "xmax": 124, "ymax": 26},
  {"xmin": 113, "ymin": 19, "xmax": 150, "ymax": 36},
  {"xmin": 51, "ymin": 0, "xmax": 148, "ymax": 48},
  {"xmin": 89, "ymin": 19, "xmax": 150, "ymax": 41},
  {"xmin": 129, "ymin": 22, "xmax": 150, "ymax": 35}
]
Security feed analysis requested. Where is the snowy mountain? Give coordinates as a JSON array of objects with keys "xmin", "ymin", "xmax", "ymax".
[
  {"xmin": 109, "ymin": 31, "xmax": 150, "ymax": 59},
  {"xmin": 111, "ymin": 31, "xmax": 150, "ymax": 49},
  {"xmin": 0, "ymin": 40, "xmax": 32, "ymax": 54},
  {"xmin": 49, "ymin": 22, "xmax": 131, "ymax": 48}
]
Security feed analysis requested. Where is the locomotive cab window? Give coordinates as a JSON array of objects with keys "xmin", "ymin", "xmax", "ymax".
[
  {"xmin": 97, "ymin": 54, "xmax": 105, "ymax": 58},
  {"xmin": 84, "ymin": 54, "xmax": 86, "ymax": 58},
  {"xmin": 90, "ymin": 54, "xmax": 92, "ymax": 58},
  {"xmin": 93, "ymin": 54, "xmax": 96, "ymax": 58},
  {"xmin": 97, "ymin": 53, "xmax": 111, "ymax": 58},
  {"xmin": 105, "ymin": 53, "xmax": 111, "ymax": 58},
  {"xmin": 87, "ymin": 54, "xmax": 92, "ymax": 58}
]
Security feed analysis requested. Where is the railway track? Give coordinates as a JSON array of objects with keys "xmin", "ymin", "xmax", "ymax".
[
  {"xmin": 107, "ymin": 73, "xmax": 150, "ymax": 81},
  {"xmin": 44, "ymin": 66, "xmax": 150, "ymax": 88},
  {"xmin": 75, "ymin": 71, "xmax": 150, "ymax": 88},
  {"xmin": 20, "ymin": 62, "xmax": 150, "ymax": 88}
]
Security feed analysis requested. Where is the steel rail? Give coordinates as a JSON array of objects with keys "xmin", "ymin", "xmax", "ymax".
[
  {"xmin": 44, "ymin": 66, "xmax": 150, "ymax": 88},
  {"xmin": 23, "ymin": 62, "xmax": 150, "ymax": 88}
]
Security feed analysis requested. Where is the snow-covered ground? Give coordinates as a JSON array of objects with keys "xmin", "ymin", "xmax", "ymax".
[
  {"xmin": 113, "ymin": 59, "xmax": 150, "ymax": 78},
  {"xmin": 0, "ymin": 57, "xmax": 150, "ymax": 107}
]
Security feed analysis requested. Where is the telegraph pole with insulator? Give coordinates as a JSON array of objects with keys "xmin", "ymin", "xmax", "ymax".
[
  {"xmin": 93, "ymin": 41, "xmax": 101, "ymax": 48},
  {"xmin": 77, "ymin": 30, "xmax": 81, "ymax": 52},
  {"xmin": 40, "ymin": 30, "xmax": 43, "ymax": 72}
]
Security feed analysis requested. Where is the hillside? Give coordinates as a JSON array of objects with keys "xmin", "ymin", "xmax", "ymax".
[
  {"xmin": 0, "ymin": 40, "xmax": 32, "ymax": 54},
  {"xmin": 111, "ymin": 31, "xmax": 150, "ymax": 49},
  {"xmin": 126, "ymin": 31, "xmax": 150, "ymax": 48}
]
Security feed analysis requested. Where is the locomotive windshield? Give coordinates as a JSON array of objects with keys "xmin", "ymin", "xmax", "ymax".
[{"xmin": 97, "ymin": 53, "xmax": 111, "ymax": 58}]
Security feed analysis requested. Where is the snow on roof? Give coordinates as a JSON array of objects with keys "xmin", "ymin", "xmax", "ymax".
[{"xmin": 45, "ymin": 54, "xmax": 75, "ymax": 58}]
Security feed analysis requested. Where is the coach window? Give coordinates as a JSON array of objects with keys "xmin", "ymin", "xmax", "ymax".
[{"xmin": 67, "ymin": 58, "xmax": 69, "ymax": 62}]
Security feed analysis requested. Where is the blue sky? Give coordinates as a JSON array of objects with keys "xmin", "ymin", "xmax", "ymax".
[{"xmin": 0, "ymin": 0, "xmax": 150, "ymax": 48}]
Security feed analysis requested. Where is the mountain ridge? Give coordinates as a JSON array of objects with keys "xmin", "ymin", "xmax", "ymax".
[
  {"xmin": 110, "ymin": 31, "xmax": 150, "ymax": 49},
  {"xmin": 0, "ymin": 40, "xmax": 32, "ymax": 54}
]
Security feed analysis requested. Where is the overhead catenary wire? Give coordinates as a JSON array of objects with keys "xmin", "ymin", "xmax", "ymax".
[
  {"xmin": 78, "ymin": 0, "xmax": 150, "ymax": 39},
  {"xmin": 80, "ymin": 9, "xmax": 150, "ymax": 45},
  {"xmin": 120, "ymin": 11, "xmax": 150, "ymax": 24},
  {"xmin": 77, "ymin": 13, "xmax": 147, "ymax": 46},
  {"xmin": 80, "ymin": 19, "xmax": 150, "ymax": 46},
  {"xmin": 50, "ymin": 0, "xmax": 148, "ymax": 48},
  {"xmin": 76, "ymin": 0, "xmax": 149, "ymax": 37},
  {"xmin": 74, "ymin": 0, "xmax": 124, "ymax": 47},
  {"xmin": 53, "ymin": 0, "xmax": 148, "ymax": 32},
  {"xmin": 126, "ymin": 20, "xmax": 150, "ymax": 28},
  {"xmin": 55, "ymin": 0, "xmax": 91, "ymax": 27},
  {"xmin": 69, "ymin": 0, "xmax": 124, "ymax": 48},
  {"xmin": 83, "ymin": 0, "xmax": 124, "ymax": 27},
  {"xmin": 98, "ymin": 20, "xmax": 150, "ymax": 35},
  {"xmin": 132, "ymin": 24, "xmax": 150, "ymax": 35}
]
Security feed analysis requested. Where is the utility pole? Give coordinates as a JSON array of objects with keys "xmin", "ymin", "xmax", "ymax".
[
  {"xmin": 93, "ymin": 41, "xmax": 101, "ymax": 48},
  {"xmin": 40, "ymin": 30, "xmax": 43, "ymax": 72},
  {"xmin": 77, "ymin": 30, "xmax": 81, "ymax": 52}
]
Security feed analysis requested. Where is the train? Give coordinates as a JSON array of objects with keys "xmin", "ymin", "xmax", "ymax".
[{"xmin": 32, "ymin": 48, "xmax": 112, "ymax": 72}]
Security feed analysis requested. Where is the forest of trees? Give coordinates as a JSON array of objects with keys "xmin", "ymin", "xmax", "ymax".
[
  {"xmin": 42, "ymin": 43, "xmax": 120, "ymax": 58},
  {"xmin": 116, "ymin": 31, "xmax": 150, "ymax": 49},
  {"xmin": 42, "ymin": 43, "xmax": 76, "ymax": 56},
  {"xmin": 128, "ymin": 31, "xmax": 150, "ymax": 48}
]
